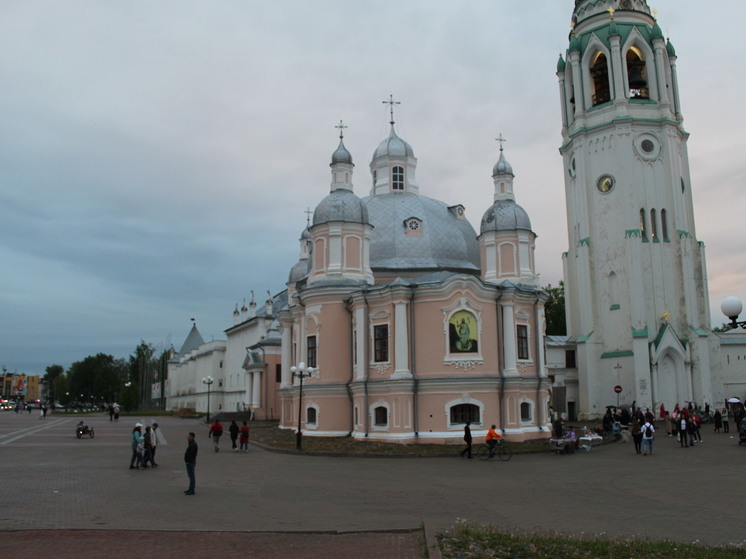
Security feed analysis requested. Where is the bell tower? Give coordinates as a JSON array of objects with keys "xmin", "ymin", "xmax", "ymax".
[{"xmin": 557, "ymin": 0, "xmax": 717, "ymax": 419}]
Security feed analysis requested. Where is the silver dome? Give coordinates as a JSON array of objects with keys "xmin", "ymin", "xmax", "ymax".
[
  {"xmin": 371, "ymin": 126, "xmax": 414, "ymax": 162},
  {"xmin": 363, "ymin": 192, "xmax": 480, "ymax": 273},
  {"xmin": 492, "ymin": 151, "xmax": 514, "ymax": 177},
  {"xmin": 331, "ymin": 139, "xmax": 353, "ymax": 165},
  {"xmin": 313, "ymin": 189, "xmax": 369, "ymax": 226},
  {"xmin": 480, "ymin": 200, "xmax": 532, "ymax": 234},
  {"xmin": 288, "ymin": 257, "xmax": 310, "ymax": 283}
]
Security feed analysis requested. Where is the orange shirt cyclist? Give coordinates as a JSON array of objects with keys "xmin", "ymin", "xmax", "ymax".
[{"xmin": 486, "ymin": 424, "xmax": 503, "ymax": 454}]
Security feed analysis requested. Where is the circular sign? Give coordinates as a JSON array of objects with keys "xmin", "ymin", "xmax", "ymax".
[{"xmin": 614, "ymin": 385, "xmax": 623, "ymax": 394}]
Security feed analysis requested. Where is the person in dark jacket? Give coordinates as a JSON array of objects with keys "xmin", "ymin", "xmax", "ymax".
[
  {"xmin": 184, "ymin": 432, "xmax": 198, "ymax": 495},
  {"xmin": 229, "ymin": 420, "xmax": 240, "ymax": 452},
  {"xmin": 460, "ymin": 422, "xmax": 473, "ymax": 459}
]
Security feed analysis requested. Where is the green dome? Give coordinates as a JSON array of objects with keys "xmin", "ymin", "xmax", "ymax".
[
  {"xmin": 651, "ymin": 22, "xmax": 664, "ymax": 40},
  {"xmin": 666, "ymin": 39, "xmax": 676, "ymax": 57},
  {"xmin": 557, "ymin": 54, "xmax": 566, "ymax": 73}
]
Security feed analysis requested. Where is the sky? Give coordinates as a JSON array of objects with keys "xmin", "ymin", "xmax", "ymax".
[{"xmin": 2, "ymin": 1, "xmax": 746, "ymax": 376}]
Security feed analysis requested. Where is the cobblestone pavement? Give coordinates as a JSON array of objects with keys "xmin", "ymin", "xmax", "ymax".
[{"xmin": 2, "ymin": 412, "xmax": 745, "ymax": 556}]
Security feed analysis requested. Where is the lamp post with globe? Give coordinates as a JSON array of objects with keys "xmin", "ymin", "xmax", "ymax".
[
  {"xmin": 289, "ymin": 362, "xmax": 314, "ymax": 451},
  {"xmin": 202, "ymin": 376, "xmax": 214, "ymax": 423},
  {"xmin": 721, "ymin": 296, "xmax": 746, "ymax": 330}
]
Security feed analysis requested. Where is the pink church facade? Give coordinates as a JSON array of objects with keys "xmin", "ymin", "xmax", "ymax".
[{"xmin": 278, "ymin": 119, "xmax": 551, "ymax": 443}]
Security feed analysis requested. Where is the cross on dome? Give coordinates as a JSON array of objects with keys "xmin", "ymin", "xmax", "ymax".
[
  {"xmin": 304, "ymin": 207, "xmax": 312, "ymax": 226},
  {"xmin": 335, "ymin": 120, "xmax": 348, "ymax": 139},
  {"xmin": 382, "ymin": 94, "xmax": 401, "ymax": 126},
  {"xmin": 495, "ymin": 133, "xmax": 508, "ymax": 152}
]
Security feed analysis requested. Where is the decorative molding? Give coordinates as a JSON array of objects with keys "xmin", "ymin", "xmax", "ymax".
[
  {"xmin": 578, "ymin": 237, "xmax": 591, "ymax": 247},
  {"xmin": 443, "ymin": 359, "xmax": 484, "ymax": 371},
  {"xmin": 373, "ymin": 362, "xmax": 391, "ymax": 375},
  {"xmin": 625, "ymin": 229, "xmax": 642, "ymax": 238}
]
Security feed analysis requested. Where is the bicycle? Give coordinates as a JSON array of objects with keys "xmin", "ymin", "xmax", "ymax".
[{"xmin": 476, "ymin": 439, "xmax": 512, "ymax": 461}]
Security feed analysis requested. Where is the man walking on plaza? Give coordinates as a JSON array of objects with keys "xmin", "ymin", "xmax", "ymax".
[{"xmin": 184, "ymin": 432, "xmax": 198, "ymax": 495}]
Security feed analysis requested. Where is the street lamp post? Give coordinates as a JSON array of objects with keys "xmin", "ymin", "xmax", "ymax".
[
  {"xmin": 289, "ymin": 362, "xmax": 314, "ymax": 451},
  {"xmin": 721, "ymin": 296, "xmax": 746, "ymax": 329},
  {"xmin": 202, "ymin": 376, "xmax": 214, "ymax": 423}
]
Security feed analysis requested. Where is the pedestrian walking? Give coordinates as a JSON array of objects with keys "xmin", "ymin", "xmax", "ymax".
[
  {"xmin": 641, "ymin": 420, "xmax": 655, "ymax": 455},
  {"xmin": 142, "ymin": 426, "xmax": 154, "ymax": 468},
  {"xmin": 184, "ymin": 432, "xmax": 198, "ymax": 495},
  {"xmin": 679, "ymin": 415, "xmax": 688, "ymax": 447},
  {"xmin": 459, "ymin": 421, "xmax": 473, "ymax": 459},
  {"xmin": 130, "ymin": 423, "xmax": 144, "ymax": 469},
  {"xmin": 713, "ymin": 409, "xmax": 722, "ymax": 433},
  {"xmin": 631, "ymin": 421, "xmax": 643, "ymax": 454},
  {"xmin": 150, "ymin": 423, "xmax": 160, "ymax": 466},
  {"xmin": 229, "ymin": 420, "xmax": 239, "ymax": 452},
  {"xmin": 239, "ymin": 421, "xmax": 250, "ymax": 452},
  {"xmin": 722, "ymin": 407, "xmax": 730, "ymax": 433},
  {"xmin": 209, "ymin": 419, "xmax": 223, "ymax": 452}
]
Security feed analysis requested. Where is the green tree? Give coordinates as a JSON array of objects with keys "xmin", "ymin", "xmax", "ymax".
[
  {"xmin": 129, "ymin": 341, "xmax": 156, "ymax": 409},
  {"xmin": 54, "ymin": 374, "xmax": 69, "ymax": 405},
  {"xmin": 67, "ymin": 353, "xmax": 121, "ymax": 405},
  {"xmin": 44, "ymin": 364, "xmax": 65, "ymax": 403},
  {"xmin": 543, "ymin": 281, "xmax": 567, "ymax": 336}
]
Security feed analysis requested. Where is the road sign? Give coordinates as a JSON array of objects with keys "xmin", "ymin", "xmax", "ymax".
[{"xmin": 614, "ymin": 385, "xmax": 622, "ymax": 394}]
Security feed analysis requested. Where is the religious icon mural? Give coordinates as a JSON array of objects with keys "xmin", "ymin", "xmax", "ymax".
[{"xmin": 449, "ymin": 310, "xmax": 478, "ymax": 353}]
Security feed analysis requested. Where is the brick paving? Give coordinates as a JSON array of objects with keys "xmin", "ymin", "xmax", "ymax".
[{"xmin": 1, "ymin": 412, "xmax": 745, "ymax": 556}]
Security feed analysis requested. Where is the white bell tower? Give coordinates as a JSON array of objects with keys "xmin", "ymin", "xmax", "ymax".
[{"xmin": 557, "ymin": 0, "xmax": 717, "ymax": 419}]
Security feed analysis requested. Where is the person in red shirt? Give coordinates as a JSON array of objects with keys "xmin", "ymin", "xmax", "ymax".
[
  {"xmin": 209, "ymin": 419, "xmax": 224, "ymax": 452},
  {"xmin": 485, "ymin": 424, "xmax": 503, "ymax": 457}
]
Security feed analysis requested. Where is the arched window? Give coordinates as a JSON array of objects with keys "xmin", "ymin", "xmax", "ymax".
[
  {"xmin": 374, "ymin": 406, "xmax": 388, "ymax": 426},
  {"xmin": 650, "ymin": 209, "xmax": 658, "ymax": 241},
  {"xmin": 626, "ymin": 46, "xmax": 649, "ymax": 99},
  {"xmin": 590, "ymin": 51, "xmax": 611, "ymax": 106},
  {"xmin": 661, "ymin": 209, "xmax": 669, "ymax": 241},
  {"xmin": 392, "ymin": 166, "xmax": 404, "ymax": 191},
  {"xmin": 520, "ymin": 402, "xmax": 532, "ymax": 421},
  {"xmin": 640, "ymin": 209, "xmax": 647, "ymax": 240},
  {"xmin": 450, "ymin": 404, "xmax": 480, "ymax": 425},
  {"xmin": 306, "ymin": 407, "xmax": 317, "ymax": 425}
]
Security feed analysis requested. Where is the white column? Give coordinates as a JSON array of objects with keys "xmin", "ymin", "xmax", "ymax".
[
  {"xmin": 535, "ymin": 305, "xmax": 547, "ymax": 377},
  {"xmin": 502, "ymin": 301, "xmax": 518, "ymax": 376},
  {"xmin": 355, "ymin": 307, "xmax": 367, "ymax": 381},
  {"xmin": 281, "ymin": 323, "xmax": 292, "ymax": 388},
  {"xmin": 245, "ymin": 372, "xmax": 253, "ymax": 409},
  {"xmin": 609, "ymin": 35, "xmax": 625, "ymax": 105},
  {"xmin": 393, "ymin": 301, "xmax": 411, "ymax": 378},
  {"xmin": 252, "ymin": 371, "xmax": 262, "ymax": 409}
]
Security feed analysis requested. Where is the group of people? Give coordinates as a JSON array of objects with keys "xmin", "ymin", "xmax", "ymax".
[
  {"xmin": 459, "ymin": 422, "xmax": 503, "ymax": 459},
  {"xmin": 129, "ymin": 422, "xmax": 160, "ymax": 470},
  {"xmin": 208, "ymin": 419, "xmax": 250, "ymax": 453}
]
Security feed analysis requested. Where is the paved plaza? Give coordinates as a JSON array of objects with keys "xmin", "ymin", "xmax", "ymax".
[{"xmin": 1, "ymin": 412, "xmax": 745, "ymax": 556}]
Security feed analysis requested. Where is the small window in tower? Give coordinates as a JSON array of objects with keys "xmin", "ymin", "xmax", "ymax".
[
  {"xmin": 590, "ymin": 51, "xmax": 611, "ymax": 106},
  {"xmin": 650, "ymin": 209, "xmax": 658, "ymax": 241},
  {"xmin": 307, "ymin": 335, "xmax": 317, "ymax": 368},
  {"xmin": 626, "ymin": 46, "xmax": 649, "ymax": 99},
  {"xmin": 373, "ymin": 170, "xmax": 377, "ymax": 186},
  {"xmin": 661, "ymin": 209, "xmax": 669, "ymax": 241},
  {"xmin": 517, "ymin": 324, "xmax": 529, "ymax": 360},
  {"xmin": 520, "ymin": 402, "xmax": 532, "ymax": 422},
  {"xmin": 374, "ymin": 406, "xmax": 388, "ymax": 426},
  {"xmin": 392, "ymin": 166, "xmax": 404, "ymax": 191},
  {"xmin": 373, "ymin": 325, "xmax": 389, "ymax": 363},
  {"xmin": 640, "ymin": 208, "xmax": 647, "ymax": 240}
]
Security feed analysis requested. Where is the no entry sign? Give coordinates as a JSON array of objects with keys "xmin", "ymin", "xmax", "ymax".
[{"xmin": 614, "ymin": 385, "xmax": 622, "ymax": 394}]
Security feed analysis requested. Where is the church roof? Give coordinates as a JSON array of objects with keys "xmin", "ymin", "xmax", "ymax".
[
  {"xmin": 313, "ymin": 189, "xmax": 369, "ymax": 226},
  {"xmin": 572, "ymin": 0, "xmax": 651, "ymax": 25},
  {"xmin": 176, "ymin": 324, "xmax": 205, "ymax": 357},
  {"xmin": 480, "ymin": 200, "xmax": 532, "ymax": 234},
  {"xmin": 371, "ymin": 126, "xmax": 415, "ymax": 162},
  {"xmin": 331, "ymin": 139, "xmax": 353, "ymax": 165},
  {"xmin": 363, "ymin": 192, "xmax": 480, "ymax": 274}
]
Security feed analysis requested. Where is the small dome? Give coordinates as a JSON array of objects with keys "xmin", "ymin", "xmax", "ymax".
[
  {"xmin": 288, "ymin": 258, "xmax": 310, "ymax": 283},
  {"xmin": 480, "ymin": 200, "xmax": 532, "ymax": 234},
  {"xmin": 666, "ymin": 39, "xmax": 676, "ymax": 57},
  {"xmin": 372, "ymin": 126, "xmax": 414, "ymax": 162},
  {"xmin": 492, "ymin": 151, "xmax": 514, "ymax": 177},
  {"xmin": 557, "ymin": 54, "xmax": 566, "ymax": 73},
  {"xmin": 331, "ymin": 139, "xmax": 353, "ymax": 165},
  {"xmin": 313, "ymin": 189, "xmax": 369, "ymax": 226},
  {"xmin": 300, "ymin": 226, "xmax": 311, "ymax": 240}
]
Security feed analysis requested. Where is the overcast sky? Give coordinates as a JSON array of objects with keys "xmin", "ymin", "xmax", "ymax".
[{"xmin": 2, "ymin": 1, "xmax": 745, "ymax": 376}]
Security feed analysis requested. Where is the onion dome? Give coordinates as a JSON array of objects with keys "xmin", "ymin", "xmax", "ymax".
[
  {"xmin": 331, "ymin": 139, "xmax": 352, "ymax": 165},
  {"xmin": 371, "ymin": 126, "xmax": 415, "ymax": 162},
  {"xmin": 288, "ymin": 258, "xmax": 311, "ymax": 283},
  {"xmin": 651, "ymin": 21, "xmax": 664, "ymax": 40},
  {"xmin": 492, "ymin": 151, "xmax": 514, "ymax": 177},
  {"xmin": 557, "ymin": 54, "xmax": 566, "ymax": 73},
  {"xmin": 313, "ymin": 189, "xmax": 369, "ymax": 226},
  {"xmin": 666, "ymin": 39, "xmax": 676, "ymax": 57},
  {"xmin": 480, "ymin": 201, "xmax": 532, "ymax": 234}
]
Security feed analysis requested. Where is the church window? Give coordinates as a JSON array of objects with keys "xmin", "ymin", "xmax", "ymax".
[
  {"xmin": 681, "ymin": 178, "xmax": 686, "ymax": 193},
  {"xmin": 373, "ymin": 170, "xmax": 377, "ymax": 186},
  {"xmin": 392, "ymin": 166, "xmax": 404, "ymax": 191},
  {"xmin": 374, "ymin": 325, "xmax": 389, "ymax": 362},
  {"xmin": 306, "ymin": 406, "xmax": 317, "ymax": 426},
  {"xmin": 640, "ymin": 209, "xmax": 647, "ymax": 240},
  {"xmin": 650, "ymin": 209, "xmax": 658, "ymax": 241},
  {"xmin": 517, "ymin": 324, "xmax": 529, "ymax": 360},
  {"xmin": 374, "ymin": 406, "xmax": 388, "ymax": 426},
  {"xmin": 520, "ymin": 402, "xmax": 532, "ymax": 422},
  {"xmin": 565, "ymin": 350, "xmax": 576, "ymax": 369},
  {"xmin": 275, "ymin": 364, "xmax": 281, "ymax": 383},
  {"xmin": 590, "ymin": 51, "xmax": 611, "ymax": 106},
  {"xmin": 307, "ymin": 335, "xmax": 317, "ymax": 368},
  {"xmin": 661, "ymin": 209, "xmax": 669, "ymax": 241},
  {"xmin": 450, "ymin": 404, "xmax": 480, "ymax": 424},
  {"xmin": 626, "ymin": 46, "xmax": 649, "ymax": 99}
]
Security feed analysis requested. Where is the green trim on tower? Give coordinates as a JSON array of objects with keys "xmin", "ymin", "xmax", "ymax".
[
  {"xmin": 632, "ymin": 327, "xmax": 648, "ymax": 338},
  {"xmin": 601, "ymin": 350, "xmax": 634, "ymax": 359}
]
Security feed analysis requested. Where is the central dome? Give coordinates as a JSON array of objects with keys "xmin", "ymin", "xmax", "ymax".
[{"xmin": 363, "ymin": 192, "xmax": 480, "ymax": 274}]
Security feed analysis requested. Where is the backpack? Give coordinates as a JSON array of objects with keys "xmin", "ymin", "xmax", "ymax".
[{"xmin": 644, "ymin": 424, "xmax": 653, "ymax": 438}]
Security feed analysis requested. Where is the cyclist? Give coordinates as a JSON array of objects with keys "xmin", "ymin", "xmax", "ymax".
[{"xmin": 485, "ymin": 424, "xmax": 503, "ymax": 457}]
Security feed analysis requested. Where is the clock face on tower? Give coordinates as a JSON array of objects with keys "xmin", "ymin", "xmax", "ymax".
[{"xmin": 596, "ymin": 174, "xmax": 615, "ymax": 193}]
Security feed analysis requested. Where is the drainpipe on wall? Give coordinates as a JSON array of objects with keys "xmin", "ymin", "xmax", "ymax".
[
  {"xmin": 495, "ymin": 292, "xmax": 505, "ymax": 434},
  {"xmin": 344, "ymin": 297, "xmax": 355, "ymax": 437},
  {"xmin": 409, "ymin": 285, "xmax": 419, "ymax": 439}
]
